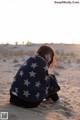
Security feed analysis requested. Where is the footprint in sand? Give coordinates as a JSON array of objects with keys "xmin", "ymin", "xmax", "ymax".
[{"xmin": 52, "ymin": 100, "xmax": 74, "ymax": 117}]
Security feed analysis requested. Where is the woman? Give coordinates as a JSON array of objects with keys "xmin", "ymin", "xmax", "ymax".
[{"xmin": 10, "ymin": 45, "xmax": 60, "ymax": 108}]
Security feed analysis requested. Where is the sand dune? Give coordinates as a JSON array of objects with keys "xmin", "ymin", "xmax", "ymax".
[{"xmin": 0, "ymin": 43, "xmax": 80, "ymax": 120}]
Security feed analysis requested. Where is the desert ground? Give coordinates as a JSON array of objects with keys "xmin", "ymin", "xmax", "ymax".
[{"xmin": 0, "ymin": 43, "xmax": 80, "ymax": 120}]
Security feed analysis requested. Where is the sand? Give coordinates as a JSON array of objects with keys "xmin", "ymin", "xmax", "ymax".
[{"xmin": 0, "ymin": 43, "xmax": 80, "ymax": 120}]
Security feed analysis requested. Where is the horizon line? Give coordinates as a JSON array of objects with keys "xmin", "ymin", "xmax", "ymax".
[{"xmin": 0, "ymin": 42, "xmax": 80, "ymax": 45}]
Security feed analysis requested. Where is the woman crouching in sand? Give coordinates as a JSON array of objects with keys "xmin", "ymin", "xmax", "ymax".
[{"xmin": 10, "ymin": 45, "xmax": 60, "ymax": 108}]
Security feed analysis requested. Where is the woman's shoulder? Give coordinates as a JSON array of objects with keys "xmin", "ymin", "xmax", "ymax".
[
  {"xmin": 35, "ymin": 54, "xmax": 47, "ymax": 64},
  {"xmin": 24, "ymin": 54, "xmax": 47, "ymax": 67},
  {"xmin": 28, "ymin": 54, "xmax": 47, "ymax": 65}
]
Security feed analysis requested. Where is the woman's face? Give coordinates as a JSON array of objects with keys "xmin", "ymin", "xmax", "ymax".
[{"xmin": 45, "ymin": 53, "xmax": 52, "ymax": 63}]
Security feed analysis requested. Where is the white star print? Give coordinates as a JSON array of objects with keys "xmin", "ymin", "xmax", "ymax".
[
  {"xmin": 31, "ymin": 56, "xmax": 36, "ymax": 59},
  {"xmin": 15, "ymin": 88, "xmax": 18, "ymax": 93},
  {"xmin": 12, "ymin": 92, "xmax": 18, "ymax": 96},
  {"xmin": 35, "ymin": 92, "xmax": 40, "ymax": 98},
  {"xmin": 44, "ymin": 65, "xmax": 48, "ymax": 71},
  {"xmin": 19, "ymin": 71, "xmax": 24, "ymax": 77},
  {"xmin": 24, "ymin": 79, "xmax": 30, "ymax": 86},
  {"xmin": 45, "ymin": 89, "xmax": 48, "ymax": 94},
  {"xmin": 35, "ymin": 81, "xmax": 41, "ymax": 87},
  {"xmin": 31, "ymin": 63, "xmax": 38, "ymax": 69},
  {"xmin": 32, "ymin": 54, "xmax": 38, "ymax": 59},
  {"xmin": 45, "ymin": 87, "xmax": 49, "ymax": 94},
  {"xmin": 13, "ymin": 77, "xmax": 16, "ymax": 82},
  {"xmin": 44, "ymin": 75, "xmax": 49, "ymax": 80},
  {"xmin": 29, "ymin": 71, "xmax": 36, "ymax": 77},
  {"xmin": 12, "ymin": 88, "xmax": 18, "ymax": 96},
  {"xmin": 23, "ymin": 90, "xmax": 30, "ymax": 98},
  {"xmin": 23, "ymin": 62, "xmax": 27, "ymax": 66}
]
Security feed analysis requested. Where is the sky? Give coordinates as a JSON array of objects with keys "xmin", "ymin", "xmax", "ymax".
[{"xmin": 0, "ymin": 0, "xmax": 80, "ymax": 44}]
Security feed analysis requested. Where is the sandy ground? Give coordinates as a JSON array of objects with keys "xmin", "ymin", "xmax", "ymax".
[{"xmin": 0, "ymin": 43, "xmax": 80, "ymax": 120}]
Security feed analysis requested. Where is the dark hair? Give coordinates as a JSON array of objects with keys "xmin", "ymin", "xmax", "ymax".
[{"xmin": 37, "ymin": 45, "xmax": 54, "ymax": 67}]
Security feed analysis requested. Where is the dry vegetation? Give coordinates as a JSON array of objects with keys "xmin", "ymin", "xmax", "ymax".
[
  {"xmin": 0, "ymin": 43, "xmax": 80, "ymax": 65},
  {"xmin": 0, "ymin": 49, "xmax": 35, "ymax": 58}
]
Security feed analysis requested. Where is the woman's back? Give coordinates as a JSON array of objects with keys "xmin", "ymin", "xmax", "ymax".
[{"xmin": 10, "ymin": 54, "xmax": 50, "ymax": 102}]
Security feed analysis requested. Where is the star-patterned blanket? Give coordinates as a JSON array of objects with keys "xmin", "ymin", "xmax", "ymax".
[{"xmin": 10, "ymin": 54, "xmax": 60, "ymax": 102}]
